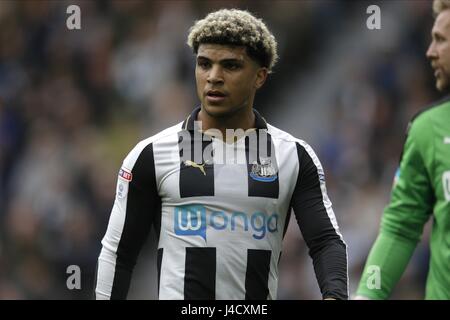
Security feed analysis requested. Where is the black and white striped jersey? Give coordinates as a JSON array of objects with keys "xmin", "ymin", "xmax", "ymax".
[{"xmin": 95, "ymin": 107, "xmax": 348, "ymax": 300}]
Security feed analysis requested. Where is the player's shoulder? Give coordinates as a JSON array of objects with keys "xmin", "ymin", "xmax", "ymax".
[
  {"xmin": 137, "ymin": 121, "xmax": 184, "ymax": 148},
  {"xmin": 267, "ymin": 123, "xmax": 314, "ymax": 149},
  {"xmin": 267, "ymin": 123, "xmax": 325, "ymax": 173},
  {"xmin": 122, "ymin": 121, "xmax": 184, "ymax": 169},
  {"xmin": 409, "ymin": 95, "xmax": 450, "ymax": 133}
]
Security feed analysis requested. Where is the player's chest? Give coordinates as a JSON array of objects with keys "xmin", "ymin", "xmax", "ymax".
[
  {"xmin": 158, "ymin": 160, "xmax": 282, "ymax": 201},
  {"xmin": 155, "ymin": 137, "xmax": 288, "ymax": 200}
]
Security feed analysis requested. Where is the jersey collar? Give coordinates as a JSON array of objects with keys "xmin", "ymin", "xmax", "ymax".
[{"xmin": 182, "ymin": 106, "xmax": 268, "ymax": 132}]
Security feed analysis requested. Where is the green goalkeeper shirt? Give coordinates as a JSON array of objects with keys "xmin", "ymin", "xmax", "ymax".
[{"xmin": 357, "ymin": 97, "xmax": 450, "ymax": 299}]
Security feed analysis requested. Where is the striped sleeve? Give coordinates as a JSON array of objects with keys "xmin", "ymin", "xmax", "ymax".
[
  {"xmin": 291, "ymin": 141, "xmax": 348, "ymax": 300},
  {"xmin": 95, "ymin": 141, "xmax": 161, "ymax": 299}
]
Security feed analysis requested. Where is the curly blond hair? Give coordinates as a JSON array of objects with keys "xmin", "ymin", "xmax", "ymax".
[
  {"xmin": 433, "ymin": 0, "xmax": 450, "ymax": 16},
  {"xmin": 187, "ymin": 9, "xmax": 278, "ymax": 72}
]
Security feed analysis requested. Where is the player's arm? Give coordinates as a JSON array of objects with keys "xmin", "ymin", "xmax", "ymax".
[
  {"xmin": 356, "ymin": 117, "xmax": 433, "ymax": 299},
  {"xmin": 291, "ymin": 142, "xmax": 348, "ymax": 300},
  {"xmin": 94, "ymin": 142, "xmax": 161, "ymax": 300}
]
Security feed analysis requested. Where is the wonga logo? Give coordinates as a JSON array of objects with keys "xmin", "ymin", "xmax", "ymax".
[
  {"xmin": 174, "ymin": 204, "xmax": 278, "ymax": 241},
  {"xmin": 174, "ymin": 205, "xmax": 207, "ymax": 240}
]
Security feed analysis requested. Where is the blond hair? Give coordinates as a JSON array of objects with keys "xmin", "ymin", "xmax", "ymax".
[
  {"xmin": 187, "ymin": 9, "xmax": 278, "ymax": 72},
  {"xmin": 433, "ymin": 0, "xmax": 450, "ymax": 16}
]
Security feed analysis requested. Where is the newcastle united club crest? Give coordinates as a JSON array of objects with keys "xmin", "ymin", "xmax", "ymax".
[{"xmin": 250, "ymin": 158, "xmax": 278, "ymax": 182}]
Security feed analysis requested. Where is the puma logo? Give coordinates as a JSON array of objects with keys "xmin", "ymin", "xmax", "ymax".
[{"xmin": 184, "ymin": 160, "xmax": 209, "ymax": 176}]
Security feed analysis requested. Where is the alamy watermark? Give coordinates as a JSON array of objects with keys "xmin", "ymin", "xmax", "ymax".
[
  {"xmin": 66, "ymin": 5, "xmax": 81, "ymax": 30},
  {"xmin": 366, "ymin": 265, "xmax": 381, "ymax": 290},
  {"xmin": 65, "ymin": 5, "xmax": 381, "ymax": 32},
  {"xmin": 366, "ymin": 5, "xmax": 381, "ymax": 30},
  {"xmin": 176, "ymin": 121, "xmax": 275, "ymax": 167},
  {"xmin": 66, "ymin": 265, "xmax": 81, "ymax": 290}
]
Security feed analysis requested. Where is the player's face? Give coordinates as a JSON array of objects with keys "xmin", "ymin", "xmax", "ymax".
[
  {"xmin": 427, "ymin": 9, "xmax": 450, "ymax": 92},
  {"xmin": 195, "ymin": 43, "xmax": 267, "ymax": 118}
]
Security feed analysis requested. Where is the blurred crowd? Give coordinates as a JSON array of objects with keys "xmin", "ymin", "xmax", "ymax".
[{"xmin": 0, "ymin": 0, "xmax": 440, "ymax": 299}]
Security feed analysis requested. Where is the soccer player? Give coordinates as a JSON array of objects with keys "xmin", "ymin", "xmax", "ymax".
[
  {"xmin": 95, "ymin": 9, "xmax": 348, "ymax": 300},
  {"xmin": 356, "ymin": 0, "xmax": 450, "ymax": 300}
]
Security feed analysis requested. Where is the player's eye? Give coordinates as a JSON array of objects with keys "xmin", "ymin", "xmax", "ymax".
[
  {"xmin": 197, "ymin": 60, "xmax": 211, "ymax": 69},
  {"xmin": 435, "ymin": 34, "xmax": 445, "ymax": 42},
  {"xmin": 224, "ymin": 62, "xmax": 241, "ymax": 70}
]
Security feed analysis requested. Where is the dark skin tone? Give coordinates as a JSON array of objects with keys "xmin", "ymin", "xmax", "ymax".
[
  {"xmin": 195, "ymin": 44, "xmax": 338, "ymax": 300},
  {"xmin": 195, "ymin": 43, "xmax": 268, "ymax": 141}
]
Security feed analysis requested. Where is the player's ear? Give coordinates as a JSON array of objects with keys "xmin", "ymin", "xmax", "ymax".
[{"xmin": 255, "ymin": 67, "xmax": 268, "ymax": 90}]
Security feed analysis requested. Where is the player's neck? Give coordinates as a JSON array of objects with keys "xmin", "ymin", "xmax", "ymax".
[{"xmin": 198, "ymin": 106, "xmax": 256, "ymax": 142}]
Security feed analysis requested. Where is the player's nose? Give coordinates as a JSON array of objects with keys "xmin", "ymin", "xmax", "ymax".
[
  {"xmin": 426, "ymin": 41, "xmax": 438, "ymax": 60},
  {"xmin": 207, "ymin": 65, "xmax": 224, "ymax": 84}
]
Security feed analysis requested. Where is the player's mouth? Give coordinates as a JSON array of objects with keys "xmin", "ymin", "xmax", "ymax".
[
  {"xmin": 434, "ymin": 68, "xmax": 443, "ymax": 78},
  {"xmin": 432, "ymin": 64, "xmax": 442, "ymax": 78},
  {"xmin": 433, "ymin": 67, "xmax": 440, "ymax": 77},
  {"xmin": 206, "ymin": 90, "xmax": 227, "ymax": 103}
]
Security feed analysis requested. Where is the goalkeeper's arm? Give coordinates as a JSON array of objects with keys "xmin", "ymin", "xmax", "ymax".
[{"xmin": 356, "ymin": 118, "xmax": 433, "ymax": 299}]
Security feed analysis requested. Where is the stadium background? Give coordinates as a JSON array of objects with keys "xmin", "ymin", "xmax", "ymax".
[{"xmin": 0, "ymin": 0, "xmax": 439, "ymax": 299}]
